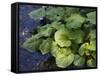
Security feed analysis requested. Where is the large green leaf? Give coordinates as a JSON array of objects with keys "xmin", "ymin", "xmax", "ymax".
[
  {"xmin": 51, "ymin": 21, "xmax": 64, "ymax": 30},
  {"xmin": 46, "ymin": 7, "xmax": 64, "ymax": 21},
  {"xmin": 78, "ymin": 43, "xmax": 89, "ymax": 56},
  {"xmin": 65, "ymin": 7, "xmax": 80, "ymax": 17},
  {"xmin": 41, "ymin": 27, "xmax": 55, "ymax": 37},
  {"xmin": 87, "ymin": 11, "xmax": 96, "ymax": 24},
  {"xmin": 54, "ymin": 29, "xmax": 71, "ymax": 47},
  {"xmin": 23, "ymin": 36, "xmax": 43, "ymax": 52},
  {"xmin": 91, "ymin": 52, "xmax": 96, "ymax": 59},
  {"xmin": 70, "ymin": 30, "xmax": 84, "ymax": 44},
  {"xmin": 73, "ymin": 54, "xmax": 85, "ymax": 67},
  {"xmin": 39, "ymin": 38, "xmax": 52, "ymax": 54},
  {"xmin": 88, "ymin": 29, "xmax": 96, "ymax": 40},
  {"xmin": 56, "ymin": 48, "xmax": 72, "ymax": 57},
  {"xmin": 37, "ymin": 24, "xmax": 50, "ymax": 32},
  {"xmin": 55, "ymin": 48, "xmax": 74, "ymax": 68},
  {"xmin": 87, "ymin": 58, "xmax": 96, "ymax": 67},
  {"xmin": 88, "ymin": 40, "xmax": 96, "ymax": 51},
  {"xmin": 37, "ymin": 24, "xmax": 56, "ymax": 37},
  {"xmin": 51, "ymin": 41, "xmax": 60, "ymax": 57},
  {"xmin": 29, "ymin": 8, "xmax": 45, "ymax": 20},
  {"xmin": 79, "ymin": 41, "xmax": 96, "ymax": 56},
  {"xmin": 66, "ymin": 14, "xmax": 85, "ymax": 28}
]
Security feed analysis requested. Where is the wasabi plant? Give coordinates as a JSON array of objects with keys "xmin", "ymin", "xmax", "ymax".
[{"xmin": 23, "ymin": 6, "xmax": 96, "ymax": 68}]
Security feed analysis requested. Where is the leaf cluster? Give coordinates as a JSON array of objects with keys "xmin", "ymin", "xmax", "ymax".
[{"xmin": 23, "ymin": 6, "xmax": 96, "ymax": 68}]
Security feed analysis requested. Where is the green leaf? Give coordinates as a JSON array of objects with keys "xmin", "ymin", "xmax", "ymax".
[
  {"xmin": 91, "ymin": 52, "xmax": 96, "ymax": 59},
  {"xmin": 54, "ymin": 29, "xmax": 71, "ymax": 47},
  {"xmin": 56, "ymin": 48, "xmax": 74, "ymax": 68},
  {"xmin": 39, "ymin": 38, "xmax": 52, "ymax": 54},
  {"xmin": 51, "ymin": 41, "xmax": 60, "ymax": 57},
  {"xmin": 65, "ymin": 7, "xmax": 80, "ymax": 17},
  {"xmin": 87, "ymin": 11, "xmax": 96, "ymax": 24},
  {"xmin": 37, "ymin": 24, "xmax": 50, "ymax": 33},
  {"xmin": 87, "ymin": 58, "xmax": 96, "ymax": 67},
  {"xmin": 46, "ymin": 7, "xmax": 64, "ymax": 21},
  {"xmin": 88, "ymin": 40, "xmax": 96, "ymax": 51},
  {"xmin": 51, "ymin": 21, "xmax": 64, "ymax": 30},
  {"xmin": 79, "ymin": 40, "xmax": 96, "ymax": 56},
  {"xmin": 88, "ymin": 29, "xmax": 96, "ymax": 40},
  {"xmin": 37, "ymin": 24, "xmax": 56, "ymax": 37},
  {"xmin": 41, "ymin": 27, "xmax": 55, "ymax": 37},
  {"xmin": 56, "ymin": 48, "xmax": 72, "ymax": 58},
  {"xmin": 70, "ymin": 30, "xmax": 84, "ymax": 44},
  {"xmin": 78, "ymin": 43, "xmax": 89, "ymax": 56},
  {"xmin": 23, "ymin": 36, "xmax": 43, "ymax": 52},
  {"xmin": 29, "ymin": 8, "xmax": 45, "ymax": 20},
  {"xmin": 73, "ymin": 54, "xmax": 85, "ymax": 67},
  {"xmin": 66, "ymin": 14, "xmax": 85, "ymax": 28}
]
